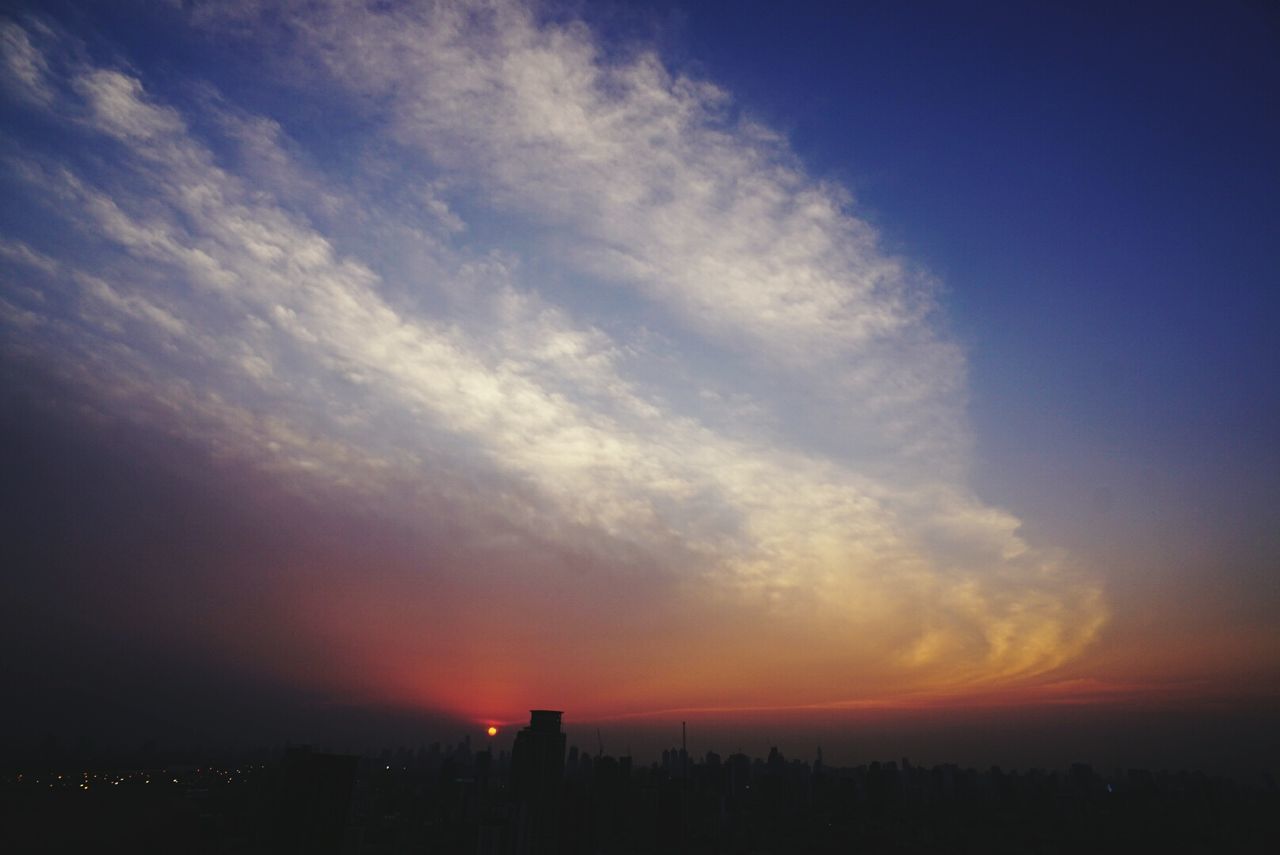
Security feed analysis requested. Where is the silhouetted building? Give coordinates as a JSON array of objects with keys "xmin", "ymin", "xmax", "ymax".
[
  {"xmin": 5, "ymin": 740, "xmax": 1277, "ymax": 853},
  {"xmin": 274, "ymin": 747, "xmax": 358, "ymax": 855},
  {"xmin": 510, "ymin": 710, "xmax": 566, "ymax": 854}
]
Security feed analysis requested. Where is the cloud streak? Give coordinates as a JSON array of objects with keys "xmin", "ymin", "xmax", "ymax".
[{"xmin": 0, "ymin": 2, "xmax": 1105, "ymax": 717}]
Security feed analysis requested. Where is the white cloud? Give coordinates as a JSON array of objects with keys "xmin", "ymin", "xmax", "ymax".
[
  {"xmin": 0, "ymin": 238, "xmax": 58, "ymax": 275},
  {"xmin": 0, "ymin": 18, "xmax": 54, "ymax": 104},
  {"xmin": 214, "ymin": 0, "xmax": 968, "ymax": 473},
  {"xmin": 74, "ymin": 68, "xmax": 186, "ymax": 140},
  {"xmin": 0, "ymin": 6, "xmax": 1106, "ymax": 702}
]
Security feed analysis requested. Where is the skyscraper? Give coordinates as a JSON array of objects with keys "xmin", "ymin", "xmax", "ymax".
[{"xmin": 510, "ymin": 710, "xmax": 566, "ymax": 854}]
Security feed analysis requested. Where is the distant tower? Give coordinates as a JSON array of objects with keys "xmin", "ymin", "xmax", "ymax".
[
  {"xmin": 510, "ymin": 710, "xmax": 566, "ymax": 855},
  {"xmin": 681, "ymin": 721, "xmax": 688, "ymax": 779},
  {"xmin": 511, "ymin": 710, "xmax": 566, "ymax": 794}
]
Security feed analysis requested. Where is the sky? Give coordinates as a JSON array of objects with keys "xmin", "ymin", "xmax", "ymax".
[{"xmin": 1, "ymin": 0, "xmax": 1277, "ymax": 769}]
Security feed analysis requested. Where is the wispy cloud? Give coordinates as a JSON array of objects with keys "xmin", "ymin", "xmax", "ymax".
[
  {"xmin": 0, "ymin": 18, "xmax": 54, "ymax": 105},
  {"xmin": 0, "ymin": 3, "xmax": 1105, "ymax": 715}
]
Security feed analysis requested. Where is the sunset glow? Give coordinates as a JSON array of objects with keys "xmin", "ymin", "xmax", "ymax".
[{"xmin": 1, "ymin": 0, "xmax": 1276, "ymax": 772}]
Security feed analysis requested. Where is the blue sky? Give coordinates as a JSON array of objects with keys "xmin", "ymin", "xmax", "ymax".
[
  {"xmin": 1, "ymin": 0, "xmax": 1276, "ymax": 752},
  {"xmin": 654, "ymin": 0, "xmax": 1280, "ymax": 629}
]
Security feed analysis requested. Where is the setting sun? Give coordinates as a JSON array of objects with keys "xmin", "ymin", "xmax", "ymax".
[{"xmin": 487, "ymin": 726, "xmax": 498, "ymax": 737}]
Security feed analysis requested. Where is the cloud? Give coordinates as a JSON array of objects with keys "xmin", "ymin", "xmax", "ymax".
[
  {"xmin": 0, "ymin": 4, "xmax": 1105, "ymax": 714},
  {"xmin": 74, "ymin": 68, "xmax": 187, "ymax": 140},
  {"xmin": 0, "ymin": 18, "xmax": 54, "ymax": 104},
  {"xmin": 198, "ymin": 0, "xmax": 967, "ymax": 471}
]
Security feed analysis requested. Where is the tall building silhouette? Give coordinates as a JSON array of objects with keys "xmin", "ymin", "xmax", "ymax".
[
  {"xmin": 274, "ymin": 747, "xmax": 358, "ymax": 855},
  {"xmin": 510, "ymin": 710, "xmax": 566, "ymax": 854}
]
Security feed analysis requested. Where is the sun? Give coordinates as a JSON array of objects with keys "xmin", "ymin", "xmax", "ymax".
[{"xmin": 487, "ymin": 726, "xmax": 498, "ymax": 737}]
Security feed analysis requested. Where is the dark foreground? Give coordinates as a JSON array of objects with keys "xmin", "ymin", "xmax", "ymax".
[{"xmin": 3, "ymin": 739, "xmax": 1277, "ymax": 854}]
